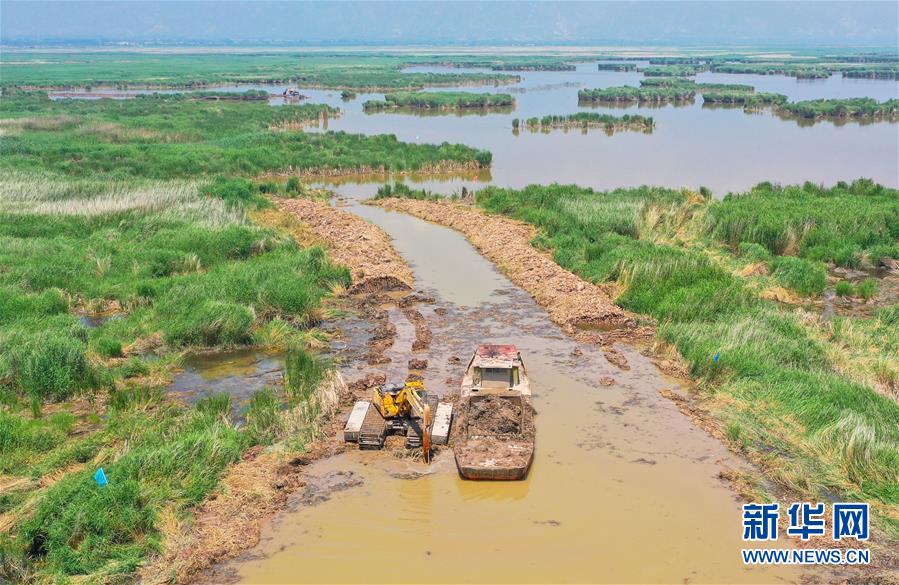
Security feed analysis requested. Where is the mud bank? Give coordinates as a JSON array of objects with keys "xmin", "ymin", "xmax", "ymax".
[
  {"xmin": 373, "ymin": 198, "xmax": 644, "ymax": 339},
  {"xmin": 274, "ymin": 197, "xmax": 413, "ymax": 293}
]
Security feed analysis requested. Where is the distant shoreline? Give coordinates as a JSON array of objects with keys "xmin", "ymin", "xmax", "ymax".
[{"xmin": 3, "ymin": 44, "xmax": 896, "ymax": 56}]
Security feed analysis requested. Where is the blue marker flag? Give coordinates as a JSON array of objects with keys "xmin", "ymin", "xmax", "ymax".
[
  {"xmin": 712, "ymin": 352, "xmax": 721, "ymax": 363},
  {"xmin": 94, "ymin": 467, "xmax": 108, "ymax": 487}
]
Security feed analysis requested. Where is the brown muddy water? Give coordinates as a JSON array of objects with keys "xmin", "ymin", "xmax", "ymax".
[{"xmin": 222, "ymin": 198, "xmax": 801, "ymax": 584}]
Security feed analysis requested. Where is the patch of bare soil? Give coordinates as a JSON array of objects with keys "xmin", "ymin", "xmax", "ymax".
[
  {"xmin": 364, "ymin": 305, "xmax": 395, "ymax": 365},
  {"xmin": 468, "ymin": 395, "xmax": 522, "ymax": 435},
  {"xmin": 453, "ymin": 397, "xmax": 536, "ymax": 477},
  {"xmin": 274, "ymin": 197, "xmax": 413, "ymax": 293},
  {"xmin": 408, "ymin": 358, "xmax": 428, "ymax": 370},
  {"xmin": 453, "ymin": 437, "xmax": 532, "ymax": 466},
  {"xmin": 347, "ymin": 371, "xmax": 387, "ymax": 396},
  {"xmin": 397, "ymin": 292, "xmax": 436, "ymax": 307},
  {"xmin": 373, "ymin": 198, "xmax": 642, "ymax": 342},
  {"xmin": 298, "ymin": 470, "xmax": 364, "ymax": 506}
]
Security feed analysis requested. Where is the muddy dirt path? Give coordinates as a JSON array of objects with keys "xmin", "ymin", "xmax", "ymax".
[{"xmin": 214, "ymin": 193, "xmax": 801, "ymax": 584}]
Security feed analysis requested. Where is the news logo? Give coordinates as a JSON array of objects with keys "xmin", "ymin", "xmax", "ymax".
[
  {"xmin": 787, "ymin": 502, "xmax": 825, "ymax": 540},
  {"xmin": 741, "ymin": 502, "xmax": 870, "ymax": 565},
  {"xmin": 832, "ymin": 503, "xmax": 869, "ymax": 541},
  {"xmin": 742, "ymin": 503, "xmax": 779, "ymax": 541}
]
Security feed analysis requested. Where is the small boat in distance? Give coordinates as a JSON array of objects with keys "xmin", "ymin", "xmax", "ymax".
[{"xmin": 454, "ymin": 344, "xmax": 535, "ymax": 480}]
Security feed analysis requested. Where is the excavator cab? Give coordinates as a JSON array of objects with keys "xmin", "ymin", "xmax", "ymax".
[
  {"xmin": 360, "ymin": 380, "xmax": 434, "ymax": 459},
  {"xmin": 371, "ymin": 380, "xmax": 425, "ymax": 419}
]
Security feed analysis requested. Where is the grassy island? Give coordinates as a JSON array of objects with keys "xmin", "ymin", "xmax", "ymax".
[
  {"xmin": 362, "ymin": 91, "xmax": 515, "ymax": 111},
  {"xmin": 641, "ymin": 65, "xmax": 704, "ymax": 77},
  {"xmin": 597, "ymin": 63, "xmax": 637, "ymax": 72},
  {"xmin": 578, "ymin": 85, "xmax": 695, "ymax": 104},
  {"xmin": 513, "ymin": 113, "xmax": 654, "ymax": 133},
  {"xmin": 778, "ymin": 98, "xmax": 899, "ymax": 120}
]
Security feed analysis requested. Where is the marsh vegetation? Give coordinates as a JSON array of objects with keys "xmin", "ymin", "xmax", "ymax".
[
  {"xmin": 579, "ymin": 78, "xmax": 899, "ymax": 122},
  {"xmin": 596, "ymin": 63, "xmax": 637, "ymax": 72},
  {"xmin": 512, "ymin": 113, "xmax": 654, "ymax": 134},
  {"xmin": 0, "ymin": 59, "xmax": 506, "ymax": 582},
  {"xmin": 1, "ymin": 47, "xmax": 897, "ymax": 581},
  {"xmin": 0, "ymin": 92, "xmax": 492, "ymax": 178},
  {"xmin": 0, "ymin": 53, "xmax": 520, "ymax": 91},
  {"xmin": 641, "ymin": 65, "xmax": 704, "ymax": 77},
  {"xmin": 0, "ymin": 169, "xmax": 351, "ymax": 581},
  {"xmin": 362, "ymin": 91, "xmax": 515, "ymax": 111}
]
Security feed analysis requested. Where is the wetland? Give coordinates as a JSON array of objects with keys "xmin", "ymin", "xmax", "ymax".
[{"xmin": 0, "ymin": 49, "xmax": 897, "ymax": 584}]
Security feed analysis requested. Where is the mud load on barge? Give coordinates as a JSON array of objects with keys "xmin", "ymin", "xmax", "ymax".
[{"xmin": 454, "ymin": 344, "xmax": 535, "ymax": 480}]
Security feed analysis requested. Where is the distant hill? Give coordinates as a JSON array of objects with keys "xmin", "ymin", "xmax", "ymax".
[{"xmin": 2, "ymin": 1, "xmax": 897, "ymax": 48}]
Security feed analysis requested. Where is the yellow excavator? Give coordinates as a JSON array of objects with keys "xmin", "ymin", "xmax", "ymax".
[{"xmin": 359, "ymin": 380, "xmax": 434, "ymax": 462}]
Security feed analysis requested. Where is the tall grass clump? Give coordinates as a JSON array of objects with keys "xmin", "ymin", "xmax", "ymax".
[
  {"xmin": 244, "ymin": 388, "xmax": 284, "ymax": 445},
  {"xmin": 770, "ymin": 256, "xmax": 827, "ymax": 296},
  {"xmin": 5, "ymin": 331, "xmax": 103, "ymax": 405},
  {"xmin": 738, "ymin": 242, "xmax": 773, "ymax": 263},
  {"xmin": 284, "ymin": 345, "xmax": 325, "ymax": 405},
  {"xmin": 855, "ymin": 279, "xmax": 879, "ymax": 300},
  {"xmin": 374, "ymin": 182, "xmax": 442, "ymax": 201},
  {"xmin": 835, "ymin": 281, "xmax": 854, "ymax": 296},
  {"xmin": 706, "ymin": 180, "xmax": 899, "ymax": 266}
]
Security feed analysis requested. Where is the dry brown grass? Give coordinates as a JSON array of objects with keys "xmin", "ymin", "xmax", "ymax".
[
  {"xmin": 0, "ymin": 115, "xmax": 79, "ymax": 136},
  {"xmin": 249, "ymin": 208, "xmax": 322, "ymax": 248},
  {"xmin": 0, "ymin": 172, "xmax": 242, "ymax": 227}
]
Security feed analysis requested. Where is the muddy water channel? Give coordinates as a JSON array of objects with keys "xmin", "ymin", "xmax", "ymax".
[{"xmin": 224, "ymin": 193, "xmax": 800, "ymax": 584}]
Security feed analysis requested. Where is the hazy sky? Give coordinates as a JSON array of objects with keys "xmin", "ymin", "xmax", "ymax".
[{"xmin": 2, "ymin": 1, "xmax": 897, "ymax": 48}]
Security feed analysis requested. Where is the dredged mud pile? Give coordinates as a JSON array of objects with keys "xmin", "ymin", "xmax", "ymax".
[
  {"xmin": 454, "ymin": 396, "xmax": 536, "ymax": 478},
  {"xmin": 401, "ymin": 307, "xmax": 432, "ymax": 351},
  {"xmin": 373, "ymin": 198, "xmax": 641, "ymax": 337},
  {"xmin": 275, "ymin": 197, "xmax": 413, "ymax": 293},
  {"xmin": 468, "ymin": 395, "xmax": 522, "ymax": 435}
]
